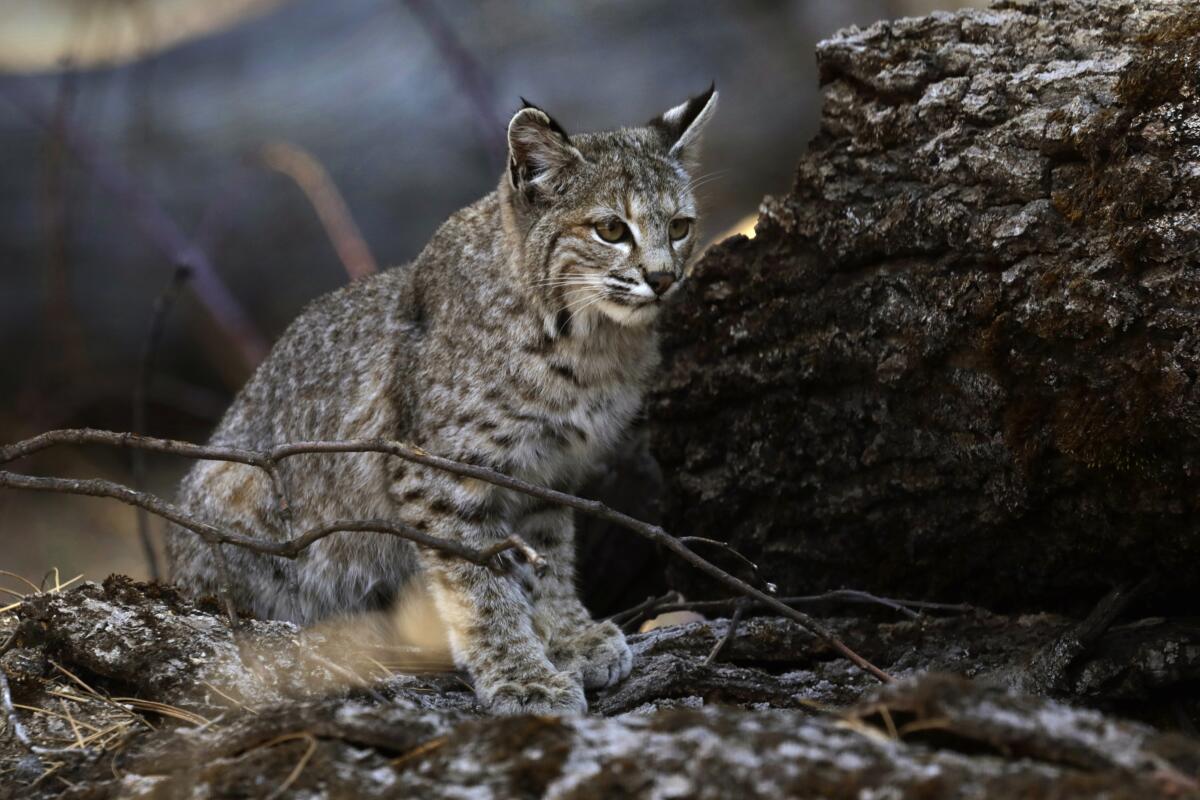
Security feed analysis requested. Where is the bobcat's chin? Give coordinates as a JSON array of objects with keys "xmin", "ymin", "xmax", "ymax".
[{"xmin": 597, "ymin": 297, "xmax": 661, "ymax": 327}]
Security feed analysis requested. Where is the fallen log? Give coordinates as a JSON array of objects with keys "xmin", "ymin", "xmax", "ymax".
[{"xmin": 651, "ymin": 0, "xmax": 1200, "ymax": 613}]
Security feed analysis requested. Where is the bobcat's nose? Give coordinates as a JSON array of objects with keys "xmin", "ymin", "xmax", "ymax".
[{"xmin": 645, "ymin": 271, "xmax": 676, "ymax": 296}]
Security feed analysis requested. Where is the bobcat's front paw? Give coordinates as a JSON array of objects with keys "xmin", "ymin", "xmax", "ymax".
[
  {"xmin": 483, "ymin": 670, "xmax": 587, "ymax": 716},
  {"xmin": 554, "ymin": 620, "xmax": 633, "ymax": 690}
]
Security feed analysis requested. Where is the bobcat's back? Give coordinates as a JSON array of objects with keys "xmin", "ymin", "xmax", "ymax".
[{"xmin": 168, "ymin": 263, "xmax": 426, "ymax": 621}]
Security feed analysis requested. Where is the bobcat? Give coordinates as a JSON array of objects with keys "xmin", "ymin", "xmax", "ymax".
[{"xmin": 168, "ymin": 87, "xmax": 717, "ymax": 714}]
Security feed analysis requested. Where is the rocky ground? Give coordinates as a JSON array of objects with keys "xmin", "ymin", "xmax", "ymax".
[{"xmin": 2, "ymin": 577, "xmax": 1200, "ymax": 798}]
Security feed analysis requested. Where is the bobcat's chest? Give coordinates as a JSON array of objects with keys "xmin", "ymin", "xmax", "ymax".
[{"xmin": 503, "ymin": 365, "xmax": 645, "ymax": 490}]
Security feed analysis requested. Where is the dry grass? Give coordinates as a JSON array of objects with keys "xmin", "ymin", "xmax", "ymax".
[
  {"xmin": 0, "ymin": 567, "xmax": 84, "ymax": 614},
  {"xmin": 1, "ymin": 562, "xmax": 469, "ymax": 792},
  {"xmin": 235, "ymin": 731, "xmax": 320, "ymax": 799},
  {"xmin": 390, "ymin": 735, "xmax": 448, "ymax": 768},
  {"xmin": 0, "ymin": 567, "xmax": 218, "ymax": 785}
]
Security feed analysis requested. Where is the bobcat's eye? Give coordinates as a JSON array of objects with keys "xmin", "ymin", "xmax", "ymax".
[
  {"xmin": 668, "ymin": 218, "xmax": 693, "ymax": 241},
  {"xmin": 595, "ymin": 218, "xmax": 629, "ymax": 243}
]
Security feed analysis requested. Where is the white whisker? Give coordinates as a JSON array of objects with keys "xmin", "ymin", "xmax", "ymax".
[
  {"xmin": 683, "ymin": 172, "xmax": 727, "ymax": 194},
  {"xmin": 529, "ymin": 277, "xmax": 602, "ymax": 288},
  {"xmin": 530, "ymin": 280, "xmax": 600, "ymax": 289},
  {"xmin": 682, "ymin": 169, "xmax": 728, "ymax": 195},
  {"xmin": 559, "ymin": 290, "xmax": 603, "ymax": 313},
  {"xmin": 564, "ymin": 294, "xmax": 606, "ymax": 327}
]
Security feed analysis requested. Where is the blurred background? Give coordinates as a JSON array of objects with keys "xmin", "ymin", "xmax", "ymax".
[{"xmin": 0, "ymin": 0, "xmax": 986, "ymax": 591}]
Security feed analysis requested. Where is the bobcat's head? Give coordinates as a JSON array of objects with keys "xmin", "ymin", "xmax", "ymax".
[{"xmin": 503, "ymin": 86, "xmax": 717, "ymax": 332}]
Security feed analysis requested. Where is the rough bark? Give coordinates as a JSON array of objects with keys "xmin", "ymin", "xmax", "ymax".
[
  {"xmin": 651, "ymin": 0, "xmax": 1200, "ymax": 613},
  {"xmin": 4, "ymin": 579, "xmax": 1200, "ymax": 798}
]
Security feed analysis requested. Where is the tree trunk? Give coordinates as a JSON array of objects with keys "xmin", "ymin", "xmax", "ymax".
[{"xmin": 650, "ymin": 0, "xmax": 1200, "ymax": 613}]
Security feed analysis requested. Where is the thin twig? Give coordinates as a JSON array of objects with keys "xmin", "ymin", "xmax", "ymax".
[
  {"xmin": 262, "ymin": 141, "xmax": 378, "ymax": 281},
  {"xmin": 399, "ymin": 0, "xmax": 505, "ymax": 159},
  {"xmin": 0, "ymin": 83, "xmax": 269, "ymax": 371},
  {"xmin": 108, "ymin": 697, "xmax": 209, "ymax": 727},
  {"xmin": 0, "ymin": 572, "xmax": 84, "ymax": 615},
  {"xmin": 0, "ymin": 472, "xmax": 537, "ymax": 583},
  {"xmin": 678, "ymin": 537, "xmax": 773, "ymax": 591},
  {"xmin": 267, "ymin": 732, "xmax": 317, "ymax": 799},
  {"xmin": 132, "ymin": 265, "xmax": 191, "ymax": 582},
  {"xmin": 1, "ymin": 427, "xmax": 268, "ymax": 469},
  {"xmin": 0, "ymin": 428, "xmax": 894, "ymax": 683},
  {"xmin": 60, "ymin": 699, "xmax": 86, "ymax": 749},
  {"xmin": 0, "ymin": 571, "xmax": 42, "ymax": 595},
  {"xmin": 12, "ymin": 703, "xmax": 103, "ymax": 735},
  {"xmin": 391, "ymin": 735, "xmax": 447, "ymax": 768},
  {"xmin": 201, "ymin": 681, "xmax": 258, "ymax": 716},
  {"xmin": 607, "ymin": 591, "xmax": 682, "ymax": 630},
  {"xmin": 1021, "ymin": 577, "xmax": 1152, "ymax": 694},
  {"xmin": 41, "ymin": 567, "xmax": 61, "ymax": 593},
  {"xmin": 703, "ymin": 601, "xmax": 748, "ymax": 666},
  {"xmin": 265, "ymin": 440, "xmax": 896, "ymax": 682},
  {"xmin": 48, "ymin": 660, "xmax": 155, "ymax": 733},
  {"xmin": 207, "ymin": 542, "xmax": 241, "ymax": 629},
  {"xmin": 3, "ymin": 720, "xmax": 44, "ymax": 766},
  {"xmin": 635, "ymin": 591, "xmax": 978, "ymax": 622}
]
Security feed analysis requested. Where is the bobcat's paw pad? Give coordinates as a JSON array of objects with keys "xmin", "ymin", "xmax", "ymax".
[
  {"xmin": 485, "ymin": 671, "xmax": 587, "ymax": 716},
  {"xmin": 569, "ymin": 621, "xmax": 633, "ymax": 690}
]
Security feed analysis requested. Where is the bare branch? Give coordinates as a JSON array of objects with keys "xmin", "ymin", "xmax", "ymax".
[
  {"xmin": 262, "ymin": 141, "xmax": 378, "ymax": 281},
  {"xmin": 263, "ymin": 439, "xmax": 896, "ymax": 682},
  {"xmin": 607, "ymin": 591, "xmax": 682, "ymax": 630},
  {"xmin": 0, "ymin": 471, "xmax": 535, "ymax": 578},
  {"xmin": 678, "ymin": 536, "xmax": 776, "ymax": 593},
  {"xmin": 132, "ymin": 265, "xmax": 191, "ymax": 582},
  {"xmin": 207, "ymin": 541, "xmax": 241, "ymax": 629},
  {"xmin": 1, "ymin": 429, "xmax": 268, "ymax": 469},
  {"xmin": 0, "ymin": 428, "xmax": 895, "ymax": 683},
  {"xmin": 644, "ymin": 591, "xmax": 978, "ymax": 621},
  {"xmin": 704, "ymin": 601, "xmax": 748, "ymax": 666},
  {"xmin": 399, "ymin": 0, "xmax": 505, "ymax": 159},
  {"xmin": 0, "ymin": 83, "xmax": 269, "ymax": 370}
]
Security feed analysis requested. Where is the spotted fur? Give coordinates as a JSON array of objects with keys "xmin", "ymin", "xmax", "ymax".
[{"xmin": 168, "ymin": 87, "xmax": 718, "ymax": 715}]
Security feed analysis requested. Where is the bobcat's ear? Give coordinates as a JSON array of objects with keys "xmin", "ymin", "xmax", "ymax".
[
  {"xmin": 507, "ymin": 100, "xmax": 582, "ymax": 200},
  {"xmin": 650, "ymin": 84, "xmax": 718, "ymax": 169}
]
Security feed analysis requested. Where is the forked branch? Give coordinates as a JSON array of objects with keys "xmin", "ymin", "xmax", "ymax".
[
  {"xmin": 0, "ymin": 472, "xmax": 541, "ymax": 576},
  {"xmin": 0, "ymin": 428, "xmax": 894, "ymax": 683}
]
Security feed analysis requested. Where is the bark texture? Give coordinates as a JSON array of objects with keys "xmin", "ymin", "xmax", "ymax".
[{"xmin": 651, "ymin": 0, "xmax": 1200, "ymax": 612}]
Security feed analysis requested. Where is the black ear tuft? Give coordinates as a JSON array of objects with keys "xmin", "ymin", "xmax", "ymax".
[
  {"xmin": 517, "ymin": 98, "xmax": 571, "ymax": 142},
  {"xmin": 507, "ymin": 101, "xmax": 582, "ymax": 201},
  {"xmin": 649, "ymin": 83, "xmax": 718, "ymax": 166}
]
